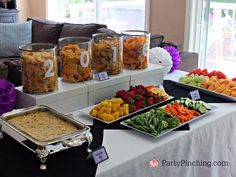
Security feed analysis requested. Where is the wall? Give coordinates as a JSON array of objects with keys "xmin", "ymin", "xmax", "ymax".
[
  {"xmin": 150, "ymin": 0, "xmax": 186, "ymax": 49},
  {"xmin": 30, "ymin": 0, "xmax": 46, "ymax": 19},
  {"xmin": 17, "ymin": 0, "xmax": 30, "ymax": 22}
]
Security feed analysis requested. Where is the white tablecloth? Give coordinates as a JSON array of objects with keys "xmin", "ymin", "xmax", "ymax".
[{"xmin": 74, "ymin": 103, "xmax": 236, "ymax": 177}]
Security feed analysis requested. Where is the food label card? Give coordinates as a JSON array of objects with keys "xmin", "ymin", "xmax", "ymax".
[
  {"xmin": 190, "ymin": 90, "xmax": 201, "ymax": 100},
  {"xmin": 92, "ymin": 146, "xmax": 109, "ymax": 165},
  {"xmin": 97, "ymin": 71, "xmax": 109, "ymax": 81}
]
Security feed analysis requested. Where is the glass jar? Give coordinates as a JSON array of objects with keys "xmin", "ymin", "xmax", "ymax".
[
  {"xmin": 59, "ymin": 36, "xmax": 92, "ymax": 82},
  {"xmin": 122, "ymin": 30, "xmax": 150, "ymax": 69},
  {"xmin": 92, "ymin": 33, "xmax": 122, "ymax": 75},
  {"xmin": 19, "ymin": 43, "xmax": 58, "ymax": 94}
]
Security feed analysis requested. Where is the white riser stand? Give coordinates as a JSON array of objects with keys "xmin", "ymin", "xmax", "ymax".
[{"xmin": 16, "ymin": 64, "xmax": 164, "ymax": 114}]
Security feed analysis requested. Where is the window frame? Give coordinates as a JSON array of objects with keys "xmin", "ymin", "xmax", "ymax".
[{"xmin": 46, "ymin": 0, "xmax": 150, "ymax": 31}]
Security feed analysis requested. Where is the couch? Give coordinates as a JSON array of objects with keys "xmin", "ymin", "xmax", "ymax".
[{"xmin": 0, "ymin": 17, "xmax": 198, "ymax": 86}]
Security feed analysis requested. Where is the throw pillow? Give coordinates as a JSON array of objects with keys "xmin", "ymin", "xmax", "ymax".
[
  {"xmin": 0, "ymin": 21, "xmax": 32, "ymax": 58},
  {"xmin": 3, "ymin": 59, "xmax": 21, "ymax": 86},
  {"xmin": 0, "ymin": 63, "xmax": 8, "ymax": 80},
  {"xmin": 27, "ymin": 17, "xmax": 64, "ymax": 44},
  {"xmin": 96, "ymin": 27, "xmax": 116, "ymax": 34},
  {"xmin": 60, "ymin": 23, "xmax": 107, "ymax": 38}
]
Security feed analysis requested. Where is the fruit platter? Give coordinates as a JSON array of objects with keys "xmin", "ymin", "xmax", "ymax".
[
  {"xmin": 121, "ymin": 98, "xmax": 213, "ymax": 137},
  {"xmin": 79, "ymin": 85, "xmax": 173, "ymax": 124},
  {"xmin": 177, "ymin": 68, "xmax": 236, "ymax": 101}
]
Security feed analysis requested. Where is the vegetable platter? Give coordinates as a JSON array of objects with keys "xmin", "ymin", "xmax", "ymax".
[{"xmin": 121, "ymin": 98, "xmax": 215, "ymax": 137}]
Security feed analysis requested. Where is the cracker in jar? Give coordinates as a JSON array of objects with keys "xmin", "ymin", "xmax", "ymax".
[
  {"xmin": 92, "ymin": 38, "xmax": 122, "ymax": 75},
  {"xmin": 123, "ymin": 36, "xmax": 148, "ymax": 69},
  {"xmin": 60, "ymin": 44, "xmax": 92, "ymax": 82},
  {"xmin": 21, "ymin": 51, "xmax": 58, "ymax": 94}
]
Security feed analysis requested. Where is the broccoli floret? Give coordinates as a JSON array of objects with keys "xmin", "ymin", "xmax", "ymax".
[
  {"xmin": 161, "ymin": 120, "xmax": 168, "ymax": 130},
  {"xmin": 166, "ymin": 117, "xmax": 180, "ymax": 128}
]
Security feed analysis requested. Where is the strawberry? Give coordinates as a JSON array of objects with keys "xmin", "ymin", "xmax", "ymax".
[
  {"xmin": 128, "ymin": 86, "xmax": 136, "ymax": 92},
  {"xmin": 127, "ymin": 90, "xmax": 135, "ymax": 97},
  {"xmin": 135, "ymin": 85, "xmax": 145, "ymax": 90},
  {"xmin": 232, "ymin": 77, "xmax": 236, "ymax": 82},
  {"xmin": 125, "ymin": 96, "xmax": 134, "ymax": 104},
  {"xmin": 116, "ymin": 90, "xmax": 126, "ymax": 98},
  {"xmin": 146, "ymin": 91, "xmax": 154, "ymax": 97},
  {"xmin": 216, "ymin": 71, "xmax": 226, "ymax": 79},
  {"xmin": 207, "ymin": 70, "xmax": 216, "ymax": 77},
  {"xmin": 188, "ymin": 68, "xmax": 201, "ymax": 75},
  {"xmin": 130, "ymin": 105, "xmax": 138, "ymax": 113},
  {"xmin": 200, "ymin": 69, "xmax": 208, "ymax": 76},
  {"xmin": 153, "ymin": 95, "xmax": 161, "ymax": 103},
  {"xmin": 147, "ymin": 97, "xmax": 154, "ymax": 106},
  {"xmin": 135, "ymin": 89, "xmax": 146, "ymax": 96},
  {"xmin": 134, "ymin": 94, "xmax": 143, "ymax": 101},
  {"xmin": 135, "ymin": 100, "xmax": 145, "ymax": 109}
]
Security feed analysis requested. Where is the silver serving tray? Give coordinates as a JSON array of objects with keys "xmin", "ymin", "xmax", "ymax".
[
  {"xmin": 176, "ymin": 82, "xmax": 236, "ymax": 101},
  {"xmin": 121, "ymin": 105, "xmax": 217, "ymax": 138},
  {"xmin": 79, "ymin": 96, "xmax": 174, "ymax": 124},
  {"xmin": 0, "ymin": 105, "xmax": 93, "ymax": 170}
]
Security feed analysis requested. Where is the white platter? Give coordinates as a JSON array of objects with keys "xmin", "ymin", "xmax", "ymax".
[
  {"xmin": 120, "ymin": 105, "xmax": 217, "ymax": 138},
  {"xmin": 79, "ymin": 96, "xmax": 174, "ymax": 124},
  {"xmin": 176, "ymin": 82, "xmax": 236, "ymax": 102}
]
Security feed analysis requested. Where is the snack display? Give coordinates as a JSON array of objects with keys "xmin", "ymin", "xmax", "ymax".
[
  {"xmin": 8, "ymin": 111, "xmax": 78, "ymax": 142},
  {"xmin": 59, "ymin": 37, "xmax": 92, "ymax": 82},
  {"xmin": 20, "ymin": 43, "xmax": 58, "ymax": 94},
  {"xmin": 92, "ymin": 33, "xmax": 122, "ymax": 75},
  {"xmin": 122, "ymin": 30, "xmax": 150, "ymax": 69}
]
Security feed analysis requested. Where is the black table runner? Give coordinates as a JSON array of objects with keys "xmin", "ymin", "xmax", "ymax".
[
  {"xmin": 0, "ymin": 127, "xmax": 103, "ymax": 177},
  {"xmin": 0, "ymin": 79, "xmax": 234, "ymax": 177}
]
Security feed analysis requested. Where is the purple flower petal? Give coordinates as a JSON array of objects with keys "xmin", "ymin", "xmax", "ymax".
[
  {"xmin": 163, "ymin": 46, "xmax": 181, "ymax": 72},
  {"xmin": 0, "ymin": 79, "xmax": 16, "ymax": 115}
]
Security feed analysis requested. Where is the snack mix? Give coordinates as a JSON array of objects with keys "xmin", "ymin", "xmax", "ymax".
[
  {"xmin": 60, "ymin": 44, "xmax": 92, "ymax": 82},
  {"xmin": 21, "ymin": 51, "xmax": 58, "ymax": 94},
  {"xmin": 123, "ymin": 35, "xmax": 149, "ymax": 69},
  {"xmin": 92, "ymin": 35, "xmax": 122, "ymax": 75}
]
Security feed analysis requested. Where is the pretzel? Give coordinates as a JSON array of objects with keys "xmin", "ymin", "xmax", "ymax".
[
  {"xmin": 21, "ymin": 51, "xmax": 58, "ymax": 94},
  {"xmin": 60, "ymin": 44, "xmax": 92, "ymax": 82},
  {"xmin": 92, "ymin": 38, "xmax": 122, "ymax": 75}
]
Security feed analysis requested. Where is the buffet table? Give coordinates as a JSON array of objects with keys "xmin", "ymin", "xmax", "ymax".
[
  {"xmin": 0, "ymin": 71, "xmax": 236, "ymax": 177},
  {"xmin": 93, "ymin": 103, "xmax": 236, "ymax": 177}
]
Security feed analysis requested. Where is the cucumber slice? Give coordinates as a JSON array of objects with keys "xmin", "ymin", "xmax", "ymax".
[{"xmin": 199, "ymin": 106, "xmax": 207, "ymax": 114}]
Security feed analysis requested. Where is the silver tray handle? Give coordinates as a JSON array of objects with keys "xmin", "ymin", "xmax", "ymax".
[
  {"xmin": 0, "ymin": 124, "xmax": 3, "ymax": 139},
  {"xmin": 62, "ymin": 131, "xmax": 93, "ymax": 148},
  {"xmin": 62, "ymin": 138, "xmax": 84, "ymax": 147}
]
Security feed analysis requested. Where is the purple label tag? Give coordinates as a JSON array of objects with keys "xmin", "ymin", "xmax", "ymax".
[{"xmin": 92, "ymin": 146, "xmax": 109, "ymax": 165}]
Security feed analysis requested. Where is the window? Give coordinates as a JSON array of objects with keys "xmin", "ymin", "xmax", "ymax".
[{"xmin": 46, "ymin": 0, "xmax": 149, "ymax": 33}]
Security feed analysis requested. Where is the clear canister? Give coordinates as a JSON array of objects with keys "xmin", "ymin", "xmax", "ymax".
[
  {"xmin": 122, "ymin": 30, "xmax": 150, "ymax": 70},
  {"xmin": 19, "ymin": 43, "xmax": 58, "ymax": 94},
  {"xmin": 59, "ymin": 36, "xmax": 92, "ymax": 82},
  {"xmin": 92, "ymin": 33, "xmax": 122, "ymax": 75}
]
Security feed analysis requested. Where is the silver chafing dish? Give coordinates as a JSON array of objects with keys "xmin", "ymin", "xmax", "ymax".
[{"xmin": 0, "ymin": 105, "xmax": 93, "ymax": 170}]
